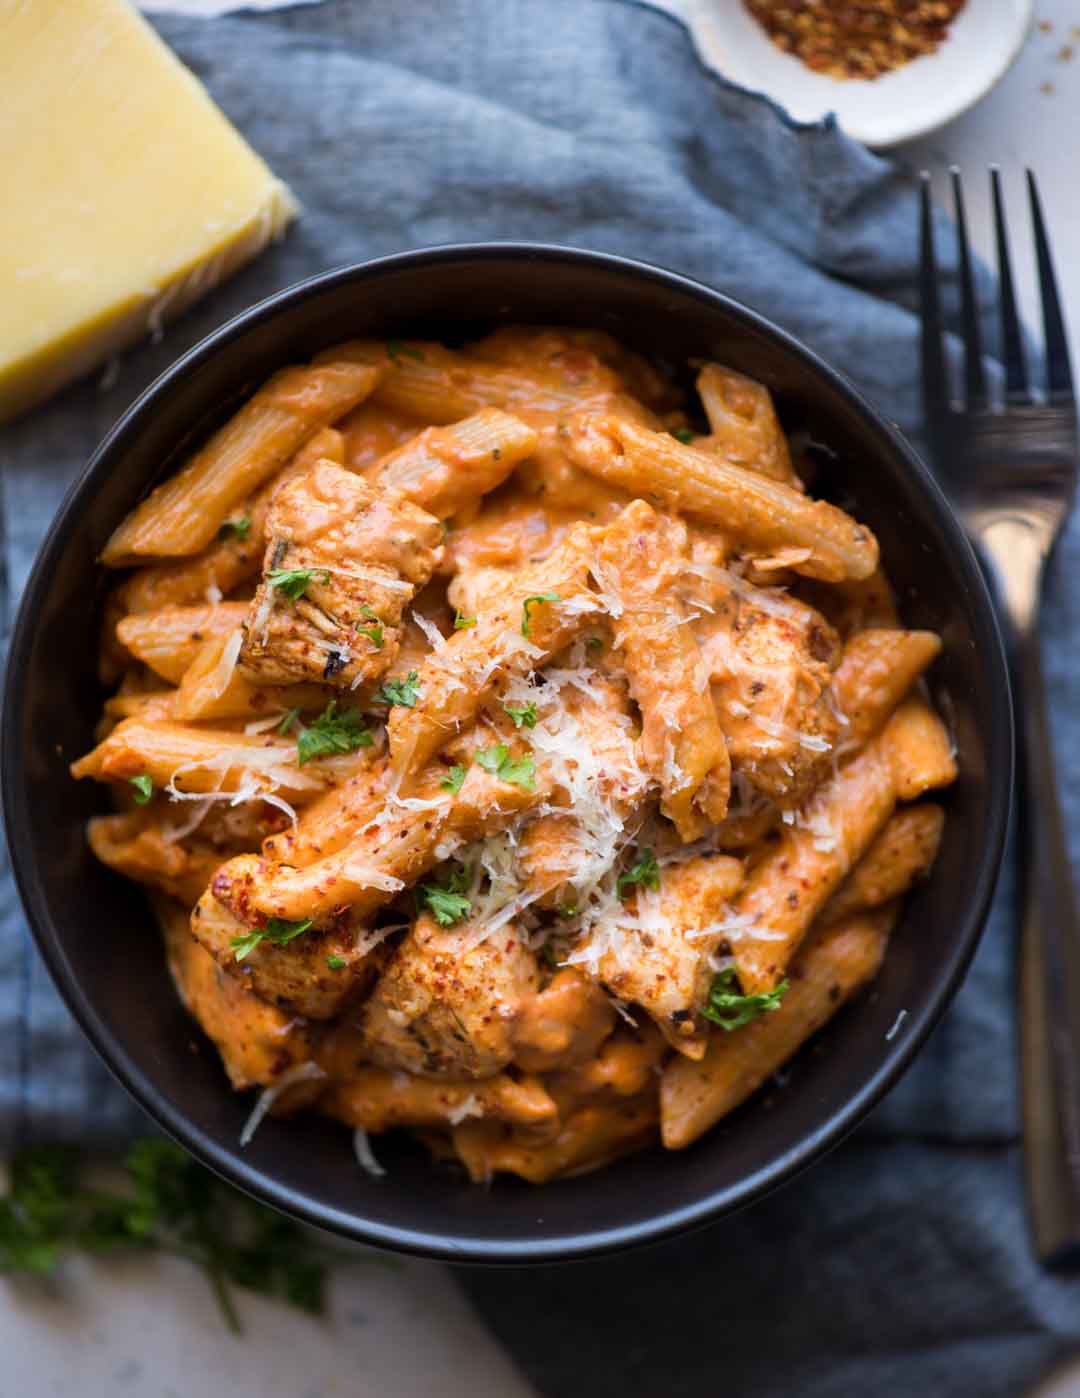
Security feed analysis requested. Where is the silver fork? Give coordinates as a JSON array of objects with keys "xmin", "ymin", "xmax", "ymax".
[{"xmin": 920, "ymin": 169, "xmax": 1080, "ymax": 1266}]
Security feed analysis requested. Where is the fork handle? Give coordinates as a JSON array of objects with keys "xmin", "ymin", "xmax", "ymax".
[{"xmin": 1013, "ymin": 617, "xmax": 1080, "ymax": 1266}]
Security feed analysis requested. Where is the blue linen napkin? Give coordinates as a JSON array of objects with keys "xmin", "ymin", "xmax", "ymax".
[{"xmin": 2, "ymin": 1, "xmax": 1077, "ymax": 1390}]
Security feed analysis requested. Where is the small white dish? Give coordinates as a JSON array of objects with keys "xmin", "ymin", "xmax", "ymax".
[{"xmin": 680, "ymin": 0, "xmax": 1035, "ymax": 148}]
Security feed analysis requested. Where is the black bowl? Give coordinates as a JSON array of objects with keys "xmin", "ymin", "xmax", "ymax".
[{"xmin": 2, "ymin": 245, "xmax": 1011, "ymax": 1263}]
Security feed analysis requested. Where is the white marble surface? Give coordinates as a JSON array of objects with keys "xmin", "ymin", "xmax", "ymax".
[
  {"xmin": 10, "ymin": 4, "xmax": 1080, "ymax": 1396},
  {"xmin": 0, "ymin": 1248, "xmax": 535, "ymax": 1398}
]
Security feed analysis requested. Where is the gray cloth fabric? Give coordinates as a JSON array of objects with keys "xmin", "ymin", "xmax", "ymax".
[{"xmin": 1, "ymin": 0, "xmax": 1076, "ymax": 1390}]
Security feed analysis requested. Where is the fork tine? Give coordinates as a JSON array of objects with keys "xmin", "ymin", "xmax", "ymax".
[
  {"xmin": 919, "ymin": 174, "xmax": 950, "ymax": 429},
  {"xmin": 951, "ymin": 168, "xmax": 987, "ymax": 409},
  {"xmin": 1028, "ymin": 170, "xmax": 1075, "ymax": 401},
  {"xmin": 991, "ymin": 167, "xmax": 1029, "ymax": 401}
]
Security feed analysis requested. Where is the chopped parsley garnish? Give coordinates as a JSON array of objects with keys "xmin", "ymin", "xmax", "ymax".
[
  {"xmin": 376, "ymin": 671, "xmax": 421, "ymax": 708},
  {"xmin": 267, "ymin": 567, "xmax": 330, "ymax": 602},
  {"xmin": 230, "ymin": 917, "xmax": 313, "ymax": 962},
  {"xmin": 503, "ymin": 702, "xmax": 538, "ymax": 729},
  {"xmin": 440, "ymin": 764, "xmax": 467, "ymax": 794},
  {"xmin": 521, "ymin": 591, "xmax": 561, "ymax": 637},
  {"xmin": 0, "ymin": 1138, "xmax": 333, "ymax": 1332},
  {"xmin": 671, "ymin": 427, "xmax": 695, "ymax": 445},
  {"xmin": 277, "ymin": 707, "xmax": 301, "ymax": 735},
  {"xmin": 218, "ymin": 515, "xmax": 252, "ymax": 541},
  {"xmin": 296, "ymin": 701, "xmax": 373, "ymax": 765},
  {"xmin": 585, "ymin": 635, "xmax": 605, "ymax": 654},
  {"xmin": 617, "ymin": 849, "xmax": 660, "ymax": 898},
  {"xmin": 128, "ymin": 774, "xmax": 153, "ymax": 805},
  {"xmin": 386, "ymin": 339, "xmax": 425, "ymax": 363},
  {"xmin": 453, "ymin": 611, "xmax": 477, "ymax": 630},
  {"xmin": 326, "ymin": 954, "xmax": 346, "ymax": 971},
  {"xmin": 703, "ymin": 969, "xmax": 789, "ymax": 1032},
  {"xmin": 475, "ymin": 744, "xmax": 537, "ymax": 790},
  {"xmin": 356, "ymin": 605, "xmax": 385, "ymax": 650},
  {"xmin": 418, "ymin": 867, "xmax": 472, "ymax": 927}
]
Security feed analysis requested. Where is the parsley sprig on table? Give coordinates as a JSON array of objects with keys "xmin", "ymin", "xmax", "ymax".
[
  {"xmin": 703, "ymin": 969, "xmax": 789, "ymax": 1031},
  {"xmin": 418, "ymin": 867, "xmax": 472, "ymax": 927},
  {"xmin": 0, "ymin": 1139, "xmax": 347, "ymax": 1332},
  {"xmin": 295, "ymin": 701, "xmax": 373, "ymax": 766}
]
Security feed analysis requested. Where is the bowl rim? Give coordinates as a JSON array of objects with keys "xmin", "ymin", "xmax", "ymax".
[{"xmin": 2, "ymin": 242, "xmax": 1013, "ymax": 1263}]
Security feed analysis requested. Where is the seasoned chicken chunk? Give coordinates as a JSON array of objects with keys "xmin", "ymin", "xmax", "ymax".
[
  {"xmin": 358, "ymin": 914, "xmax": 540, "ymax": 1079},
  {"xmin": 697, "ymin": 585, "xmax": 842, "ymax": 804},
  {"xmin": 583, "ymin": 854, "xmax": 745, "ymax": 1059},
  {"xmin": 192, "ymin": 858, "xmax": 384, "ymax": 1019},
  {"xmin": 240, "ymin": 461, "xmax": 443, "ymax": 689}
]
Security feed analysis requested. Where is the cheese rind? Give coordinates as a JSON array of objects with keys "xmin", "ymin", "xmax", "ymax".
[{"xmin": 0, "ymin": 0, "xmax": 298, "ymax": 425}]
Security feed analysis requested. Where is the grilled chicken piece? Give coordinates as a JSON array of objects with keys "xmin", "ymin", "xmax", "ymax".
[
  {"xmin": 240, "ymin": 461, "xmax": 443, "ymax": 689},
  {"xmin": 583, "ymin": 854, "xmax": 745, "ymax": 1059},
  {"xmin": 191, "ymin": 860, "xmax": 384, "ymax": 1019},
  {"xmin": 697, "ymin": 586, "xmax": 842, "ymax": 805},
  {"xmin": 358, "ymin": 914, "xmax": 540, "ymax": 1079}
]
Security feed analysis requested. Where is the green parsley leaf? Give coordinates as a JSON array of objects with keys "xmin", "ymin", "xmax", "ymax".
[
  {"xmin": 440, "ymin": 764, "xmax": 467, "ymax": 794},
  {"xmin": 356, "ymin": 605, "xmax": 384, "ymax": 651},
  {"xmin": 128, "ymin": 774, "xmax": 153, "ymax": 805},
  {"xmin": 218, "ymin": 515, "xmax": 252, "ymax": 541},
  {"xmin": 276, "ymin": 707, "xmax": 301, "ymax": 735},
  {"xmin": 296, "ymin": 701, "xmax": 373, "ymax": 765},
  {"xmin": 453, "ymin": 611, "xmax": 477, "ymax": 630},
  {"xmin": 521, "ymin": 591, "xmax": 562, "ymax": 638},
  {"xmin": 230, "ymin": 917, "xmax": 313, "ymax": 962},
  {"xmin": 585, "ymin": 635, "xmax": 605, "ymax": 654},
  {"xmin": 503, "ymin": 702, "xmax": 538, "ymax": 729},
  {"xmin": 0, "ymin": 1137, "xmax": 338, "ymax": 1333},
  {"xmin": 267, "ymin": 567, "xmax": 330, "ymax": 603},
  {"xmin": 702, "ymin": 968, "xmax": 790, "ymax": 1032},
  {"xmin": 670, "ymin": 427, "xmax": 695, "ymax": 445},
  {"xmin": 475, "ymin": 744, "xmax": 537, "ymax": 790},
  {"xmin": 386, "ymin": 339, "xmax": 425, "ymax": 363},
  {"xmin": 326, "ymin": 954, "xmax": 346, "ymax": 970},
  {"xmin": 418, "ymin": 867, "xmax": 472, "ymax": 927},
  {"xmin": 617, "ymin": 849, "xmax": 660, "ymax": 897},
  {"xmin": 376, "ymin": 671, "xmax": 421, "ymax": 708}
]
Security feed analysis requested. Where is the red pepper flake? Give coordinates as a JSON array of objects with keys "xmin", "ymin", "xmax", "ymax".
[{"xmin": 744, "ymin": 0, "xmax": 968, "ymax": 80}]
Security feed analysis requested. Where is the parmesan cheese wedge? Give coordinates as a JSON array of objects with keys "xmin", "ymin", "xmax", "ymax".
[{"xmin": 0, "ymin": 0, "xmax": 298, "ymax": 425}]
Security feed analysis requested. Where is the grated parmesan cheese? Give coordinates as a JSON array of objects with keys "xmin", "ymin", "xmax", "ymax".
[
  {"xmin": 353, "ymin": 1126, "xmax": 387, "ymax": 1177},
  {"xmin": 240, "ymin": 1061, "xmax": 327, "ymax": 1147}
]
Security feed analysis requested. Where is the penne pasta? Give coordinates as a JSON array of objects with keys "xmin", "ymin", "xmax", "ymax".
[
  {"xmin": 822, "ymin": 804, "xmax": 944, "ymax": 925},
  {"xmin": 116, "ymin": 602, "xmax": 249, "ymax": 684},
  {"xmin": 660, "ymin": 905, "xmax": 896, "ymax": 1149},
  {"xmin": 830, "ymin": 627, "xmax": 942, "ymax": 747},
  {"xmin": 77, "ymin": 324, "xmax": 956, "ymax": 1183},
  {"xmin": 364, "ymin": 408, "xmax": 538, "ymax": 519},
  {"xmin": 387, "ymin": 522, "xmax": 603, "ymax": 779},
  {"xmin": 102, "ymin": 362, "xmax": 379, "ymax": 564},
  {"xmin": 695, "ymin": 363, "xmax": 801, "ymax": 488},
  {"xmin": 597, "ymin": 500, "xmax": 731, "ymax": 838},
  {"xmin": 730, "ymin": 699, "xmax": 953, "ymax": 995},
  {"xmin": 563, "ymin": 412, "xmax": 879, "ymax": 582},
  {"xmin": 71, "ymin": 717, "xmax": 341, "ymax": 804},
  {"xmin": 119, "ymin": 427, "xmax": 346, "ymax": 615}
]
